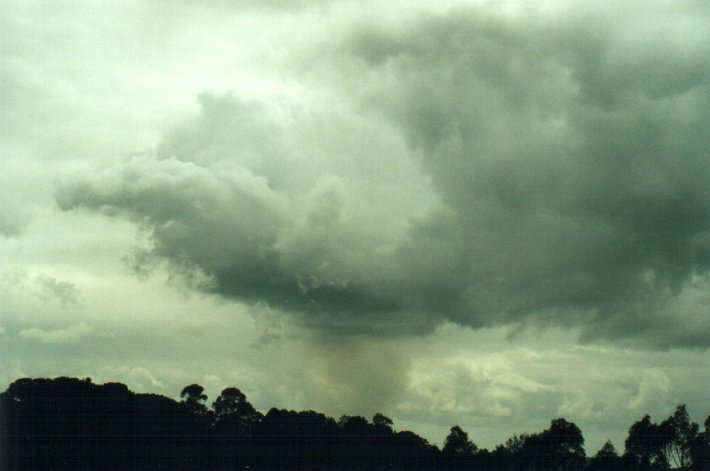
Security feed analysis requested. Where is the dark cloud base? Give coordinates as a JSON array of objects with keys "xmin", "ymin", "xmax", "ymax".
[{"xmin": 57, "ymin": 1, "xmax": 710, "ymax": 348}]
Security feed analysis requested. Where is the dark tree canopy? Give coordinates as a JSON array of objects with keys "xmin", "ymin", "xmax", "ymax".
[
  {"xmin": 589, "ymin": 440, "xmax": 626, "ymax": 471},
  {"xmin": 659, "ymin": 404, "xmax": 699, "ymax": 470},
  {"xmin": 181, "ymin": 383, "xmax": 209, "ymax": 416},
  {"xmin": 213, "ymin": 387, "xmax": 261, "ymax": 423},
  {"xmin": 441, "ymin": 425, "xmax": 477, "ymax": 471},
  {"xmin": 373, "ymin": 412, "xmax": 394, "ymax": 429},
  {"xmin": 0, "ymin": 376, "xmax": 706, "ymax": 471},
  {"xmin": 596, "ymin": 440, "xmax": 619, "ymax": 456},
  {"xmin": 625, "ymin": 414, "xmax": 670, "ymax": 470},
  {"xmin": 443, "ymin": 425, "xmax": 477, "ymax": 456},
  {"xmin": 212, "ymin": 387, "xmax": 246, "ymax": 416},
  {"xmin": 516, "ymin": 418, "xmax": 586, "ymax": 471}
]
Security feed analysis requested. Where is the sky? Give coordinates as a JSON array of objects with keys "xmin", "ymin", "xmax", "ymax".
[{"xmin": 1, "ymin": 0, "xmax": 709, "ymax": 453}]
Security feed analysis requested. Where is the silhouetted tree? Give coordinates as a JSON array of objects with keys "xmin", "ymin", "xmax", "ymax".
[
  {"xmin": 516, "ymin": 418, "xmax": 585, "ymax": 471},
  {"xmin": 255, "ymin": 408, "xmax": 341, "ymax": 470},
  {"xmin": 212, "ymin": 387, "xmax": 261, "ymax": 428},
  {"xmin": 1, "ymin": 377, "xmax": 203, "ymax": 470},
  {"xmin": 689, "ymin": 415, "xmax": 710, "ymax": 471},
  {"xmin": 340, "ymin": 414, "xmax": 370, "ymax": 432},
  {"xmin": 505, "ymin": 433, "xmax": 527, "ymax": 455},
  {"xmin": 659, "ymin": 404, "xmax": 698, "ymax": 470},
  {"xmin": 373, "ymin": 412, "xmax": 394, "ymax": 429},
  {"xmin": 392, "ymin": 430, "xmax": 441, "ymax": 470},
  {"xmin": 443, "ymin": 425, "xmax": 478, "ymax": 456},
  {"xmin": 589, "ymin": 440, "xmax": 627, "ymax": 471},
  {"xmin": 624, "ymin": 415, "xmax": 669, "ymax": 470},
  {"xmin": 180, "ymin": 383, "xmax": 208, "ymax": 415},
  {"xmin": 208, "ymin": 387, "xmax": 262, "ymax": 470},
  {"xmin": 3, "ymin": 377, "xmax": 708, "ymax": 471},
  {"xmin": 442, "ymin": 425, "xmax": 477, "ymax": 470},
  {"xmin": 212, "ymin": 387, "xmax": 246, "ymax": 416}
]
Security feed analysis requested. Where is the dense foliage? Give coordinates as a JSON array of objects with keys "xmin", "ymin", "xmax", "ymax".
[{"xmin": 1, "ymin": 377, "xmax": 707, "ymax": 470}]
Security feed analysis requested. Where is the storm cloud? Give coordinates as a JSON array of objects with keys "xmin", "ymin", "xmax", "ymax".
[
  {"xmin": 2, "ymin": 0, "xmax": 709, "ymax": 454},
  {"xmin": 56, "ymin": 0, "xmax": 710, "ymax": 347}
]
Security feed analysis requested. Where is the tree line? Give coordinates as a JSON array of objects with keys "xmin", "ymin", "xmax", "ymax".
[{"xmin": 1, "ymin": 377, "xmax": 708, "ymax": 470}]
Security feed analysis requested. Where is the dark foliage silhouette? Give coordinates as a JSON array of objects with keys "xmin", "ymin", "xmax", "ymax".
[
  {"xmin": 589, "ymin": 440, "xmax": 626, "ymax": 471},
  {"xmin": 442, "ymin": 425, "xmax": 477, "ymax": 470},
  {"xmin": 690, "ymin": 416, "xmax": 710, "ymax": 471},
  {"xmin": 1, "ymin": 377, "xmax": 707, "ymax": 470},
  {"xmin": 659, "ymin": 404, "xmax": 699, "ymax": 470}
]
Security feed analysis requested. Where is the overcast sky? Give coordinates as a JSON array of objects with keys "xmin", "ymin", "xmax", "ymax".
[{"xmin": 1, "ymin": 0, "xmax": 709, "ymax": 453}]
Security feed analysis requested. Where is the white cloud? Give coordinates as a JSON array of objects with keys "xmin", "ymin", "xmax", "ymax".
[
  {"xmin": 19, "ymin": 322, "xmax": 93, "ymax": 344},
  {"xmin": 628, "ymin": 369, "xmax": 672, "ymax": 413},
  {"xmin": 96, "ymin": 366, "xmax": 165, "ymax": 391}
]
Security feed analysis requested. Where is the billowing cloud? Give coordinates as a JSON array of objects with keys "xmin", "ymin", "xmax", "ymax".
[
  {"xmin": 56, "ymin": 0, "xmax": 710, "ymax": 348},
  {"xmin": 57, "ymin": 93, "xmax": 441, "ymax": 335},
  {"xmin": 627, "ymin": 369, "xmax": 671, "ymax": 413},
  {"xmin": 335, "ymin": 1, "xmax": 710, "ymax": 343},
  {"xmin": 3, "ymin": 0, "xmax": 709, "ymax": 457},
  {"xmin": 95, "ymin": 366, "xmax": 165, "ymax": 391},
  {"xmin": 19, "ymin": 322, "xmax": 93, "ymax": 344}
]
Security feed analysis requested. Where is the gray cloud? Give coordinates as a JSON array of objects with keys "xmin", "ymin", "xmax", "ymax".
[
  {"xmin": 57, "ymin": 1, "xmax": 710, "ymax": 347},
  {"xmin": 35, "ymin": 274, "xmax": 82, "ymax": 308},
  {"xmin": 57, "ymin": 91, "xmax": 440, "ymax": 335},
  {"xmin": 0, "ymin": 212, "xmax": 24, "ymax": 237},
  {"xmin": 336, "ymin": 2, "xmax": 710, "ymax": 344}
]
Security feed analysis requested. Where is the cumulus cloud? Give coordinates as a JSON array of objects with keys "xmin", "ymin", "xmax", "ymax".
[
  {"xmin": 56, "ymin": 0, "xmax": 710, "ymax": 348},
  {"xmin": 57, "ymin": 93, "xmax": 440, "ymax": 335},
  {"xmin": 35, "ymin": 274, "xmax": 82, "ymax": 308},
  {"xmin": 399, "ymin": 350, "xmax": 557, "ymax": 429},
  {"xmin": 338, "ymin": 1, "xmax": 710, "ymax": 340},
  {"xmin": 96, "ymin": 366, "xmax": 165, "ymax": 391},
  {"xmin": 0, "ymin": 269, "xmax": 83, "ymax": 320},
  {"xmin": 19, "ymin": 322, "xmax": 93, "ymax": 344},
  {"xmin": 627, "ymin": 369, "xmax": 672, "ymax": 413}
]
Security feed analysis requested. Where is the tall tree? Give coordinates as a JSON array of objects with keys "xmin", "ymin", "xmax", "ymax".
[
  {"xmin": 442, "ymin": 425, "xmax": 477, "ymax": 470},
  {"xmin": 659, "ymin": 404, "xmax": 699, "ymax": 470},
  {"xmin": 180, "ymin": 384, "xmax": 208, "ymax": 416},
  {"xmin": 212, "ymin": 387, "xmax": 246, "ymax": 417},
  {"xmin": 625, "ymin": 415, "xmax": 669, "ymax": 470},
  {"xmin": 212, "ymin": 387, "xmax": 261, "ymax": 435},
  {"xmin": 690, "ymin": 416, "xmax": 710, "ymax": 471},
  {"xmin": 443, "ymin": 425, "xmax": 477, "ymax": 456},
  {"xmin": 523, "ymin": 418, "xmax": 586, "ymax": 471},
  {"xmin": 372, "ymin": 413, "xmax": 394, "ymax": 430},
  {"xmin": 589, "ymin": 440, "xmax": 626, "ymax": 471}
]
